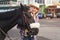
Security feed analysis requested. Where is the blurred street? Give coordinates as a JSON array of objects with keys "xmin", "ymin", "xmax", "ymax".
[{"xmin": 5, "ymin": 18, "xmax": 60, "ymax": 40}]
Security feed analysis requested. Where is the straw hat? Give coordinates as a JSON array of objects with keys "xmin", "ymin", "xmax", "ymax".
[{"xmin": 29, "ymin": 2, "xmax": 40, "ymax": 10}]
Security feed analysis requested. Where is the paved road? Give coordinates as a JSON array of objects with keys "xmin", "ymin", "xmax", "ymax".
[
  {"xmin": 37, "ymin": 18, "xmax": 60, "ymax": 40},
  {"xmin": 5, "ymin": 18, "xmax": 60, "ymax": 40}
]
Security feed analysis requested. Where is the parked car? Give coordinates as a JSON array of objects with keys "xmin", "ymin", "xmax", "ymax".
[
  {"xmin": 57, "ymin": 13, "xmax": 60, "ymax": 18},
  {"xmin": 37, "ymin": 13, "xmax": 44, "ymax": 19},
  {"xmin": 46, "ymin": 13, "xmax": 53, "ymax": 19}
]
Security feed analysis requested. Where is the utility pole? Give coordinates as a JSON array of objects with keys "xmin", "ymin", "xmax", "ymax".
[{"xmin": 28, "ymin": 0, "xmax": 30, "ymax": 4}]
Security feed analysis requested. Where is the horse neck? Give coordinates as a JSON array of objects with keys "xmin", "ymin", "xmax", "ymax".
[{"xmin": 0, "ymin": 8, "xmax": 22, "ymax": 33}]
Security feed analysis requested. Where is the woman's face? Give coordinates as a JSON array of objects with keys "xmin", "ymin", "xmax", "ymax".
[
  {"xmin": 29, "ymin": 7, "xmax": 33, "ymax": 12},
  {"xmin": 29, "ymin": 6, "xmax": 39, "ymax": 14}
]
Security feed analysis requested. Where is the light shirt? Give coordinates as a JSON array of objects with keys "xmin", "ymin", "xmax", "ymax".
[{"xmin": 31, "ymin": 13, "xmax": 39, "ymax": 22}]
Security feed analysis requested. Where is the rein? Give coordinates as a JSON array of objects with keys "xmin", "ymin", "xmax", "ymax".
[{"xmin": 0, "ymin": 28, "xmax": 12, "ymax": 40}]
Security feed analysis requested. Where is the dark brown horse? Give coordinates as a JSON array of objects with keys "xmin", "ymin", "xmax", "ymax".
[{"xmin": 0, "ymin": 4, "xmax": 35, "ymax": 40}]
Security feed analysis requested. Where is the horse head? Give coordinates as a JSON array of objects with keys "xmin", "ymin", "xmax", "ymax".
[
  {"xmin": 20, "ymin": 4, "xmax": 40, "ymax": 35},
  {"xmin": 0, "ymin": 3, "xmax": 32, "ymax": 40}
]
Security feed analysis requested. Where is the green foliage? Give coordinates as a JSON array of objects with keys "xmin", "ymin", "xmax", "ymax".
[
  {"xmin": 43, "ymin": 8, "xmax": 47, "ymax": 15},
  {"xmin": 39, "ymin": 5, "xmax": 46, "ymax": 15}
]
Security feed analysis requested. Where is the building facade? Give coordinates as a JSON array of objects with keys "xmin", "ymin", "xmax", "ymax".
[
  {"xmin": 0, "ymin": 0, "xmax": 60, "ymax": 15},
  {"xmin": 45, "ymin": 0, "xmax": 60, "ymax": 7},
  {"xmin": 0, "ymin": 0, "xmax": 20, "ymax": 7},
  {"xmin": 45, "ymin": 0, "xmax": 60, "ymax": 17}
]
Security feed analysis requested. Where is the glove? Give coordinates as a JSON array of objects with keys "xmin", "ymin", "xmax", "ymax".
[{"xmin": 30, "ymin": 22, "xmax": 40, "ymax": 29}]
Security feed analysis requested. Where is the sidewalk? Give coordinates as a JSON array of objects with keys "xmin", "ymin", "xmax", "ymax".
[
  {"xmin": 37, "ymin": 27, "xmax": 60, "ymax": 40},
  {"xmin": 37, "ymin": 18, "xmax": 60, "ymax": 40}
]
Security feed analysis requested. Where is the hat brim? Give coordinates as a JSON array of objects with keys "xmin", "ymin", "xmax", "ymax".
[{"xmin": 29, "ymin": 4, "xmax": 39, "ymax": 10}]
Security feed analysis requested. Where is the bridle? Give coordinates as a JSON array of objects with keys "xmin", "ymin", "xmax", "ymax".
[{"xmin": 23, "ymin": 12, "xmax": 31, "ymax": 30}]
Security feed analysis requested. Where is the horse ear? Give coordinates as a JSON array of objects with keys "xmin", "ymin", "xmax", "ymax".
[
  {"xmin": 20, "ymin": 3, "xmax": 24, "ymax": 11},
  {"xmin": 20, "ymin": 3, "xmax": 23, "ymax": 7}
]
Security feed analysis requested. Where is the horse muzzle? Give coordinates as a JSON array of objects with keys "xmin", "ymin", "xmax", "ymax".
[{"xmin": 28, "ymin": 23, "xmax": 40, "ymax": 35}]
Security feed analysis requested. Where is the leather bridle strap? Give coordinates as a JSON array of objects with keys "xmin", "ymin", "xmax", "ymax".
[{"xmin": 0, "ymin": 28, "xmax": 12, "ymax": 40}]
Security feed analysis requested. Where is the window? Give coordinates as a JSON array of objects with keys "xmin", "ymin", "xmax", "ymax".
[
  {"xmin": 35, "ymin": 0, "xmax": 45, "ymax": 4},
  {"xmin": 59, "ymin": 0, "xmax": 60, "ymax": 3},
  {"xmin": 0, "ymin": 0, "xmax": 10, "ymax": 4},
  {"xmin": 35, "ymin": 0, "xmax": 39, "ymax": 3},
  {"xmin": 12, "ymin": 0, "xmax": 17, "ymax": 2}
]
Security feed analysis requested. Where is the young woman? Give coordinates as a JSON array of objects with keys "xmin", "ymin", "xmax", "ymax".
[
  {"xmin": 27, "ymin": 2, "xmax": 40, "ymax": 40},
  {"xmin": 29, "ymin": 3, "xmax": 40, "ymax": 22}
]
